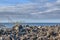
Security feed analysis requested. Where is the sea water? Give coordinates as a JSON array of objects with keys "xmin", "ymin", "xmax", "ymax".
[{"xmin": 0, "ymin": 23, "xmax": 60, "ymax": 28}]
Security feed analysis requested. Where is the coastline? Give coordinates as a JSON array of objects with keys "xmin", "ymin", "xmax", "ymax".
[{"xmin": 0, "ymin": 24, "xmax": 60, "ymax": 40}]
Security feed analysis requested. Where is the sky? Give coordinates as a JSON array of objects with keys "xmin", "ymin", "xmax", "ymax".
[{"xmin": 0, "ymin": 0, "xmax": 60, "ymax": 23}]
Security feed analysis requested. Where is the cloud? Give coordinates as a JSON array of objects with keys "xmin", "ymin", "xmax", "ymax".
[
  {"xmin": 56, "ymin": 0, "xmax": 60, "ymax": 3},
  {"xmin": 0, "ymin": 0, "xmax": 60, "ymax": 22}
]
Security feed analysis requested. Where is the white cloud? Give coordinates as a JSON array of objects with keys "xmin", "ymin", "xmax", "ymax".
[
  {"xmin": 56, "ymin": 0, "xmax": 60, "ymax": 3},
  {"xmin": 39, "ymin": 8, "xmax": 60, "ymax": 13},
  {"xmin": 0, "ymin": 0, "xmax": 60, "ymax": 22}
]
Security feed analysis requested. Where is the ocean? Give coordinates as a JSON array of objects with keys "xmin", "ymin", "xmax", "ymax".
[{"xmin": 0, "ymin": 23, "xmax": 60, "ymax": 28}]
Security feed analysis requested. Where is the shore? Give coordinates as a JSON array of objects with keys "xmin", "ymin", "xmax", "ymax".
[{"xmin": 0, "ymin": 24, "xmax": 60, "ymax": 40}]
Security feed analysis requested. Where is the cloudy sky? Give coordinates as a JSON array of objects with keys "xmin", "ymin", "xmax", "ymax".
[{"xmin": 0, "ymin": 0, "xmax": 60, "ymax": 23}]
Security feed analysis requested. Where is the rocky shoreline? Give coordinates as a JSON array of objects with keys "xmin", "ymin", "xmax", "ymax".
[{"xmin": 0, "ymin": 24, "xmax": 60, "ymax": 40}]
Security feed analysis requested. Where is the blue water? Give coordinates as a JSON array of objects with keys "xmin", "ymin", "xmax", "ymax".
[{"xmin": 0, "ymin": 23, "xmax": 60, "ymax": 28}]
